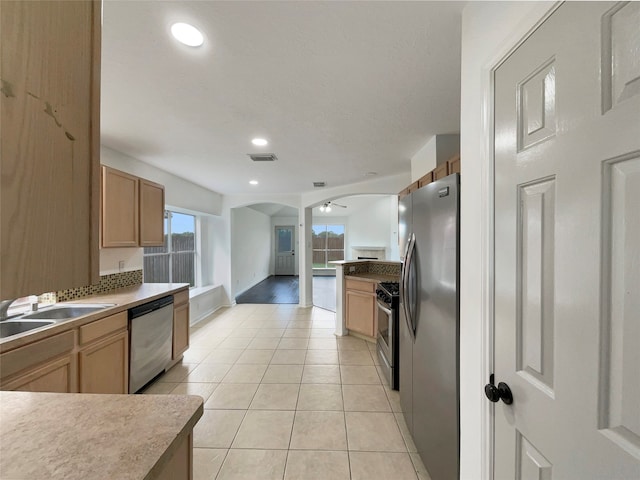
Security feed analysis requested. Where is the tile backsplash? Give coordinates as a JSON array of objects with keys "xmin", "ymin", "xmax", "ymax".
[
  {"xmin": 343, "ymin": 261, "xmax": 401, "ymax": 276},
  {"xmin": 40, "ymin": 269, "xmax": 143, "ymax": 303}
]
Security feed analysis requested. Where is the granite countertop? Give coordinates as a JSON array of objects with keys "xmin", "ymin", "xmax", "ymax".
[
  {"xmin": 0, "ymin": 391, "xmax": 203, "ymax": 480},
  {"xmin": 331, "ymin": 260, "xmax": 402, "ymax": 266},
  {"xmin": 0, "ymin": 283, "xmax": 189, "ymax": 353},
  {"xmin": 345, "ymin": 273, "xmax": 400, "ymax": 283}
]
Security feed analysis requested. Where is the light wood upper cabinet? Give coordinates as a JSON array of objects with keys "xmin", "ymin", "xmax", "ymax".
[
  {"xmin": 139, "ymin": 179, "xmax": 165, "ymax": 246},
  {"xmin": 448, "ymin": 155, "xmax": 461, "ymax": 174},
  {"xmin": 102, "ymin": 166, "xmax": 140, "ymax": 247},
  {"xmin": 433, "ymin": 163, "xmax": 448, "ymax": 180},
  {"xmin": 101, "ymin": 166, "xmax": 165, "ymax": 248},
  {"xmin": 0, "ymin": 0, "xmax": 101, "ymax": 298}
]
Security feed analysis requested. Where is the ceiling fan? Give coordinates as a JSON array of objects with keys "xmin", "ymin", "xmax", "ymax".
[{"xmin": 319, "ymin": 201, "xmax": 346, "ymax": 213}]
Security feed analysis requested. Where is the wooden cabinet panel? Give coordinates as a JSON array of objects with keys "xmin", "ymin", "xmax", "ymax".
[
  {"xmin": 79, "ymin": 330, "xmax": 128, "ymax": 394},
  {"xmin": 345, "ymin": 278, "xmax": 375, "ymax": 293},
  {"xmin": 102, "ymin": 166, "xmax": 139, "ymax": 247},
  {"xmin": 79, "ymin": 310, "xmax": 127, "ymax": 345},
  {"xmin": 433, "ymin": 163, "xmax": 448, "ymax": 180},
  {"xmin": 418, "ymin": 171, "xmax": 434, "ymax": 188},
  {"xmin": 407, "ymin": 181, "xmax": 420, "ymax": 194},
  {"xmin": 345, "ymin": 289, "xmax": 376, "ymax": 338},
  {"xmin": 2, "ymin": 354, "xmax": 76, "ymax": 393},
  {"xmin": 79, "ymin": 311, "xmax": 128, "ymax": 394},
  {"xmin": 140, "ymin": 179, "xmax": 165, "ymax": 247},
  {"xmin": 448, "ymin": 155, "xmax": 461, "ymax": 174},
  {"xmin": 0, "ymin": 330, "xmax": 75, "ymax": 381},
  {"xmin": 0, "ymin": 0, "xmax": 100, "ymax": 298},
  {"xmin": 173, "ymin": 303, "xmax": 190, "ymax": 360},
  {"xmin": 156, "ymin": 433, "xmax": 192, "ymax": 480}
]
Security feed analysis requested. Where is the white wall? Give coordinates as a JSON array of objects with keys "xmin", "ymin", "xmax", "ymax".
[
  {"xmin": 459, "ymin": 3, "xmax": 550, "ymax": 478},
  {"xmin": 270, "ymin": 216, "xmax": 300, "ymax": 276},
  {"xmin": 231, "ymin": 206, "xmax": 272, "ymax": 298},
  {"xmin": 99, "ymin": 247, "xmax": 143, "ymax": 275},
  {"xmin": 347, "ymin": 196, "xmax": 394, "ymax": 260}
]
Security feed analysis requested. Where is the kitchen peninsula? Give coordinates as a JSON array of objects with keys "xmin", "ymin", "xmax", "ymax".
[
  {"xmin": 332, "ymin": 260, "xmax": 401, "ymax": 338},
  {"xmin": 0, "ymin": 391, "xmax": 203, "ymax": 480}
]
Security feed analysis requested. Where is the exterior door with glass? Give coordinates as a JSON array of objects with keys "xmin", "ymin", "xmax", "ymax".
[{"xmin": 275, "ymin": 226, "xmax": 295, "ymax": 276}]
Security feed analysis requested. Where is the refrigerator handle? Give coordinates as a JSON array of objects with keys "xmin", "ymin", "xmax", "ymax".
[{"xmin": 403, "ymin": 233, "xmax": 416, "ymax": 339}]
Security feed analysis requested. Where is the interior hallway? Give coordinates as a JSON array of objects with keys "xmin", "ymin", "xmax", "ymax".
[{"xmin": 142, "ymin": 304, "xmax": 430, "ymax": 479}]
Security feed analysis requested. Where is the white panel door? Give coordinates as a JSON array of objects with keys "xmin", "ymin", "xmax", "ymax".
[
  {"xmin": 494, "ymin": 3, "xmax": 640, "ymax": 479},
  {"xmin": 275, "ymin": 226, "xmax": 295, "ymax": 275}
]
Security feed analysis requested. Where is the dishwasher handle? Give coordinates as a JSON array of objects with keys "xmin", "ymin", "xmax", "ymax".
[{"xmin": 129, "ymin": 295, "xmax": 174, "ymax": 319}]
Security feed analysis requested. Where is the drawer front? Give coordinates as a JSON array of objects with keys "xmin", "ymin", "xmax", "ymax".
[
  {"xmin": 79, "ymin": 311, "xmax": 128, "ymax": 345},
  {"xmin": 173, "ymin": 289, "xmax": 189, "ymax": 307},
  {"xmin": 0, "ymin": 330, "xmax": 75, "ymax": 381},
  {"xmin": 345, "ymin": 278, "xmax": 376, "ymax": 293}
]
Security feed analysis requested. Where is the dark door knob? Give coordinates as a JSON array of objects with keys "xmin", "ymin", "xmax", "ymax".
[
  {"xmin": 484, "ymin": 379, "xmax": 513, "ymax": 405},
  {"xmin": 497, "ymin": 382, "xmax": 513, "ymax": 405},
  {"xmin": 484, "ymin": 383, "xmax": 501, "ymax": 402}
]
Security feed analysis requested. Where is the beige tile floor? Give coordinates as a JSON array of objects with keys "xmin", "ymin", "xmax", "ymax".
[{"xmin": 143, "ymin": 304, "xmax": 432, "ymax": 480}]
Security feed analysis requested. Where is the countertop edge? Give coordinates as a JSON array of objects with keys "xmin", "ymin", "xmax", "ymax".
[{"xmin": 145, "ymin": 397, "xmax": 204, "ymax": 480}]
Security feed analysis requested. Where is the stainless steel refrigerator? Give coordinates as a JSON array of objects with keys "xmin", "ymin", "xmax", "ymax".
[{"xmin": 399, "ymin": 173, "xmax": 459, "ymax": 480}]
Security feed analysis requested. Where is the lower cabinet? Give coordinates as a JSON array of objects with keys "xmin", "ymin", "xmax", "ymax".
[
  {"xmin": 78, "ymin": 311, "xmax": 129, "ymax": 394},
  {"xmin": 3, "ymin": 353, "xmax": 76, "ymax": 393},
  {"xmin": 345, "ymin": 278, "xmax": 377, "ymax": 338},
  {"xmin": 173, "ymin": 291, "xmax": 190, "ymax": 360},
  {"xmin": 0, "ymin": 330, "xmax": 77, "ymax": 393},
  {"xmin": 79, "ymin": 330, "xmax": 128, "ymax": 394}
]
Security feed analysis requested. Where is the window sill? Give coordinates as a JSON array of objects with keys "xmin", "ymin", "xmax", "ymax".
[{"xmin": 189, "ymin": 285, "xmax": 219, "ymax": 299}]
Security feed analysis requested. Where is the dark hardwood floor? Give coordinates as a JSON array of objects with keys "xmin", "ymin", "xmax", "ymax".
[
  {"xmin": 235, "ymin": 275, "xmax": 337, "ymax": 312},
  {"xmin": 235, "ymin": 275, "xmax": 299, "ymax": 304}
]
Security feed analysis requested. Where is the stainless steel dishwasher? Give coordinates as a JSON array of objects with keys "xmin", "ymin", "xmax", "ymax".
[{"xmin": 129, "ymin": 295, "xmax": 173, "ymax": 393}]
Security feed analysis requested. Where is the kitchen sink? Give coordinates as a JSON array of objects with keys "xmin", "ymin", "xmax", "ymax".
[
  {"xmin": 0, "ymin": 320, "xmax": 55, "ymax": 338},
  {"xmin": 21, "ymin": 304, "xmax": 115, "ymax": 320}
]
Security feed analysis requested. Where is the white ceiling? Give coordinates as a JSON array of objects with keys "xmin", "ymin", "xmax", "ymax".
[
  {"xmin": 101, "ymin": 1, "xmax": 463, "ymax": 196},
  {"xmin": 245, "ymin": 194, "xmax": 389, "ymax": 218}
]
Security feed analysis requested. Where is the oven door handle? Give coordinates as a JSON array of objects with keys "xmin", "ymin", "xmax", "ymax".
[{"xmin": 377, "ymin": 301, "xmax": 392, "ymax": 317}]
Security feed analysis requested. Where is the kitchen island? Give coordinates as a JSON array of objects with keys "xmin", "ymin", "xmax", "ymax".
[{"xmin": 0, "ymin": 391, "xmax": 203, "ymax": 480}]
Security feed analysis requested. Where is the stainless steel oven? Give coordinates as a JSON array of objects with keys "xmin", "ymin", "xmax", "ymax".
[{"xmin": 376, "ymin": 282, "xmax": 399, "ymax": 390}]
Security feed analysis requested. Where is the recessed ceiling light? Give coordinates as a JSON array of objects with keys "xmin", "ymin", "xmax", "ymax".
[
  {"xmin": 171, "ymin": 23, "xmax": 204, "ymax": 47},
  {"xmin": 251, "ymin": 138, "xmax": 268, "ymax": 146},
  {"xmin": 249, "ymin": 180, "xmax": 259, "ymax": 185},
  {"xmin": 364, "ymin": 171, "xmax": 378, "ymax": 176}
]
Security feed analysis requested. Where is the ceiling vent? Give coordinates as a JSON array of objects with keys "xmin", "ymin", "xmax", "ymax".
[
  {"xmin": 248, "ymin": 153, "xmax": 278, "ymax": 162},
  {"xmin": 313, "ymin": 181, "xmax": 326, "ymax": 188}
]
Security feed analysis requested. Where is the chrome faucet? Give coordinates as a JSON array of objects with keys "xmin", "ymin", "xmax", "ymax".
[{"xmin": 0, "ymin": 299, "xmax": 16, "ymax": 321}]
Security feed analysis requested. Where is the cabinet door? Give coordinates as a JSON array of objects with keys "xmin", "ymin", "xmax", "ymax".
[
  {"xmin": 418, "ymin": 171, "xmax": 434, "ymax": 188},
  {"xmin": 79, "ymin": 330, "xmax": 128, "ymax": 394},
  {"xmin": 0, "ymin": 0, "xmax": 100, "ymax": 298},
  {"xmin": 173, "ymin": 302, "xmax": 190, "ymax": 360},
  {"xmin": 102, "ymin": 166, "xmax": 139, "ymax": 247},
  {"xmin": 433, "ymin": 163, "xmax": 448, "ymax": 180},
  {"xmin": 2, "ymin": 354, "xmax": 76, "ymax": 393},
  {"xmin": 345, "ymin": 290, "xmax": 376, "ymax": 337},
  {"xmin": 139, "ymin": 179, "xmax": 165, "ymax": 247},
  {"xmin": 447, "ymin": 155, "xmax": 461, "ymax": 174}
]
